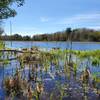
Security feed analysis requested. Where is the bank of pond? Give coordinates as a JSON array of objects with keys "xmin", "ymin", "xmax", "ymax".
[{"xmin": 0, "ymin": 47, "xmax": 100, "ymax": 100}]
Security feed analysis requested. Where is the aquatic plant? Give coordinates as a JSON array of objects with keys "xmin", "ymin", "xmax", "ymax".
[{"xmin": 1, "ymin": 46, "xmax": 100, "ymax": 99}]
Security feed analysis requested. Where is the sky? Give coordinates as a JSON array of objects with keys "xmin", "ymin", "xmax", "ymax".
[{"xmin": 3, "ymin": 0, "xmax": 100, "ymax": 36}]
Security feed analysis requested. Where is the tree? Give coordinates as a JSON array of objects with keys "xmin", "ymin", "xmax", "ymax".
[
  {"xmin": 0, "ymin": 27, "xmax": 4, "ymax": 35},
  {"xmin": 23, "ymin": 35, "xmax": 31, "ymax": 41},
  {"xmin": 0, "ymin": 0, "xmax": 24, "ymax": 19},
  {"xmin": 65, "ymin": 28, "xmax": 72, "ymax": 41}
]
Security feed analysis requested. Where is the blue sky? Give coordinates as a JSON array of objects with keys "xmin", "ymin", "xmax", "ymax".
[{"xmin": 3, "ymin": 0, "xmax": 100, "ymax": 36}]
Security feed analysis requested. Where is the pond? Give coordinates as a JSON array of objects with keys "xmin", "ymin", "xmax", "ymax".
[
  {"xmin": 5, "ymin": 41, "xmax": 100, "ymax": 50},
  {"xmin": 0, "ymin": 41, "xmax": 100, "ymax": 99}
]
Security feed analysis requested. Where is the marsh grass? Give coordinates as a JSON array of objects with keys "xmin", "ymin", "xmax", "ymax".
[{"xmin": 0, "ymin": 45, "xmax": 100, "ymax": 99}]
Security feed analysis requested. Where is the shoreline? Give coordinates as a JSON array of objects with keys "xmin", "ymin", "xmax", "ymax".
[{"xmin": 2, "ymin": 40, "xmax": 100, "ymax": 43}]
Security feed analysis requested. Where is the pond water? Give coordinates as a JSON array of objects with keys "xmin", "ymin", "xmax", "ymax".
[
  {"xmin": 0, "ymin": 41, "xmax": 100, "ymax": 99},
  {"xmin": 5, "ymin": 41, "xmax": 100, "ymax": 50}
]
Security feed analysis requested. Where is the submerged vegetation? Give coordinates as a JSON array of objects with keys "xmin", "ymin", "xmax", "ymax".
[{"xmin": 0, "ymin": 44, "xmax": 100, "ymax": 99}]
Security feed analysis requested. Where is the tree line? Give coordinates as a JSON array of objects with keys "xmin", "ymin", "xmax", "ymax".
[
  {"xmin": 0, "ymin": 28, "xmax": 100, "ymax": 41},
  {"xmin": 32, "ymin": 28, "xmax": 100, "ymax": 41}
]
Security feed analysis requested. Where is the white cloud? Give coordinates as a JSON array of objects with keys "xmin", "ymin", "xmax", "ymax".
[
  {"xmin": 88, "ymin": 26, "xmax": 100, "ymax": 30},
  {"xmin": 40, "ymin": 17, "xmax": 49, "ymax": 22},
  {"xmin": 59, "ymin": 13, "xmax": 100, "ymax": 25}
]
